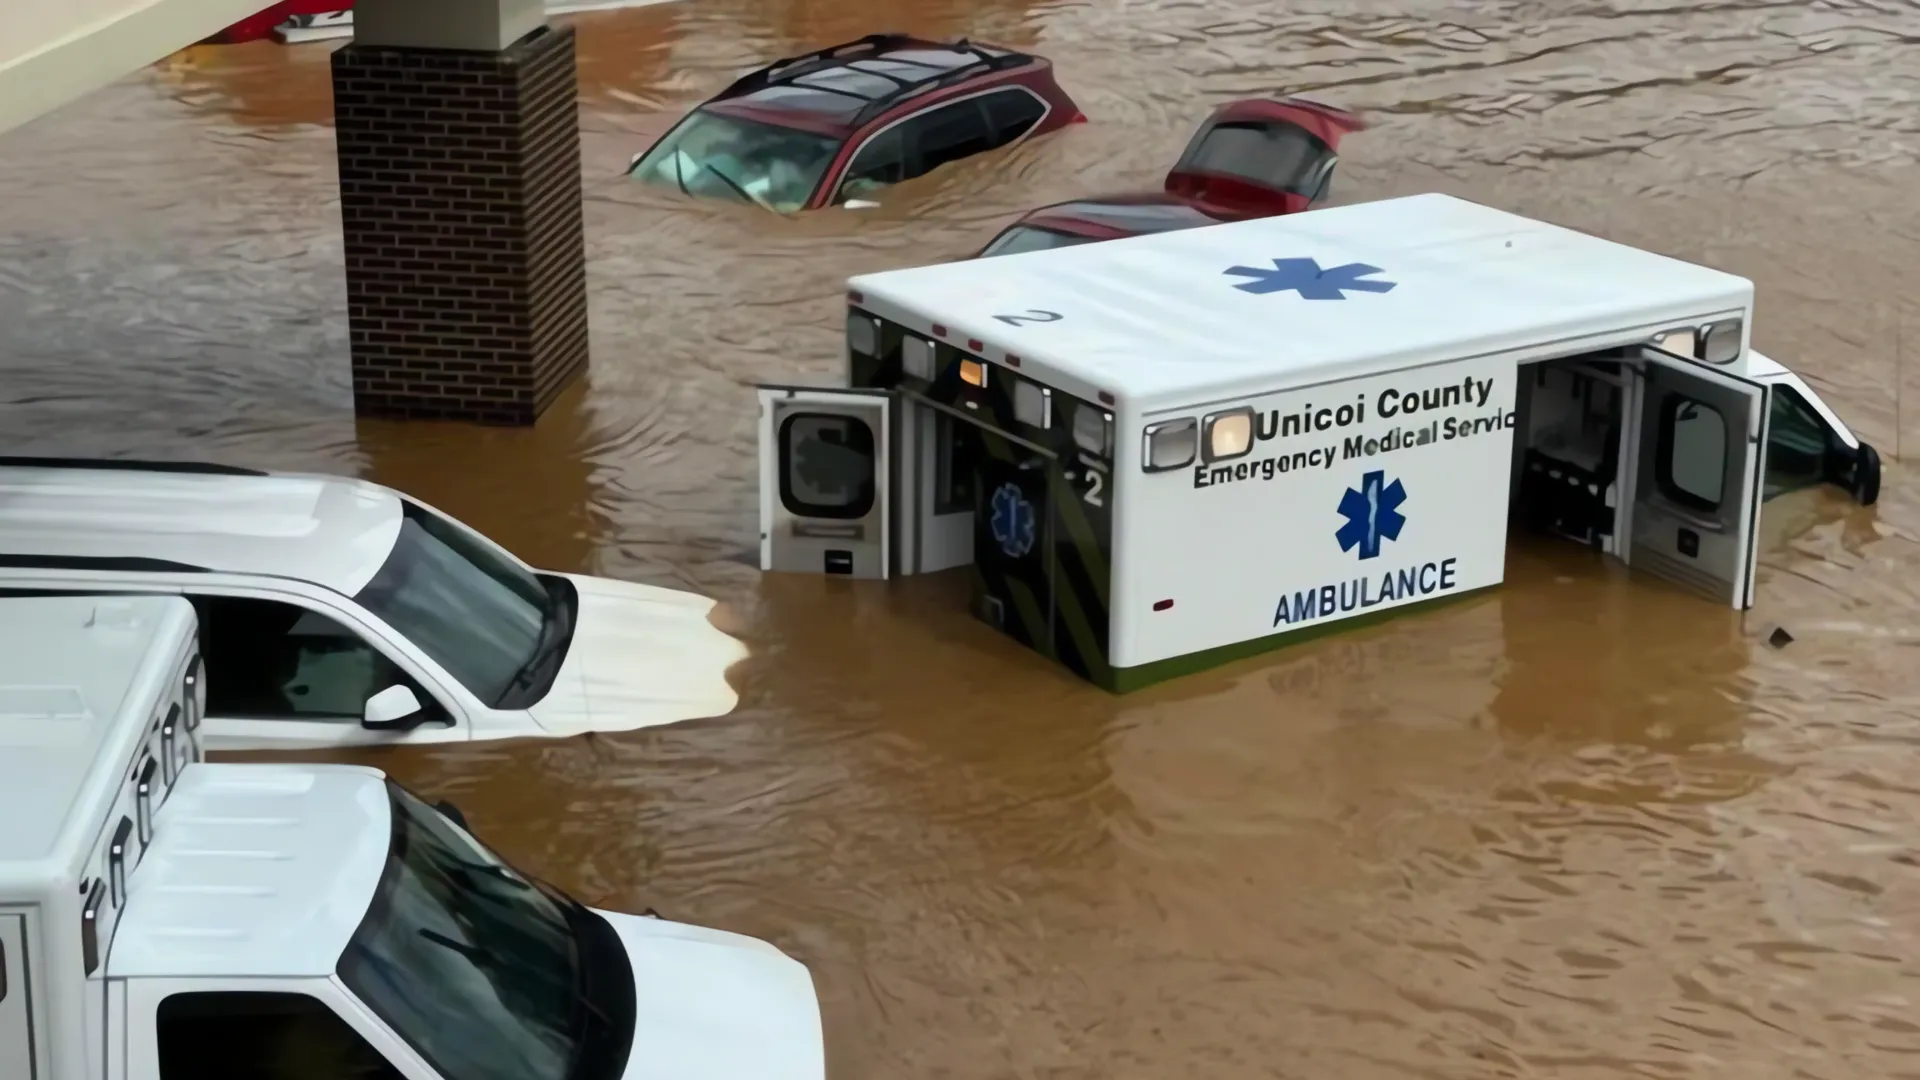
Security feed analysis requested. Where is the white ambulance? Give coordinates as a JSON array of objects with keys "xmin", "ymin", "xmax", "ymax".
[
  {"xmin": 0, "ymin": 594, "xmax": 824, "ymax": 1080},
  {"xmin": 756, "ymin": 192, "xmax": 1880, "ymax": 692}
]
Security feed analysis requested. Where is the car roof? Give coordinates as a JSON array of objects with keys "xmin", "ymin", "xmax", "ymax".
[
  {"xmin": 108, "ymin": 763, "xmax": 393, "ymax": 979},
  {"xmin": 0, "ymin": 594, "xmax": 197, "ymax": 885},
  {"xmin": 707, "ymin": 34, "xmax": 1036, "ymax": 134},
  {"xmin": 0, "ymin": 461, "xmax": 405, "ymax": 596},
  {"xmin": 853, "ymin": 192, "xmax": 1755, "ymax": 409}
]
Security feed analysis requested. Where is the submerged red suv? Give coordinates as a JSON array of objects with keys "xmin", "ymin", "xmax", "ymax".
[
  {"xmin": 976, "ymin": 97, "xmax": 1365, "ymax": 256},
  {"xmin": 627, "ymin": 34, "xmax": 1085, "ymax": 213}
]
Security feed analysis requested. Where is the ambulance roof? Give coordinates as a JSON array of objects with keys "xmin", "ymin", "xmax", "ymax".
[
  {"xmin": 849, "ymin": 193, "xmax": 1754, "ymax": 409},
  {"xmin": 0, "ymin": 595, "xmax": 196, "ymax": 888}
]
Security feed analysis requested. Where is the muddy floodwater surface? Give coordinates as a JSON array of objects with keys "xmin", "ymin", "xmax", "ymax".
[{"xmin": 5, "ymin": 0, "xmax": 1920, "ymax": 1075}]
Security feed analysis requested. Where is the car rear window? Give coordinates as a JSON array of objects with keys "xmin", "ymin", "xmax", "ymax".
[
  {"xmin": 981, "ymin": 225, "xmax": 1096, "ymax": 257},
  {"xmin": 1178, "ymin": 121, "xmax": 1327, "ymax": 192},
  {"xmin": 1053, "ymin": 201, "xmax": 1217, "ymax": 233}
]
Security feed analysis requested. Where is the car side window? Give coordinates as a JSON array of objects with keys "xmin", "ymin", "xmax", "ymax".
[
  {"xmin": 904, "ymin": 98, "xmax": 996, "ymax": 178},
  {"xmin": 157, "ymin": 991, "xmax": 404, "ymax": 1080},
  {"xmin": 1766, "ymin": 385, "xmax": 1831, "ymax": 497},
  {"xmin": 837, "ymin": 126, "xmax": 905, "ymax": 201},
  {"xmin": 191, "ymin": 595, "xmax": 444, "ymax": 722},
  {"xmin": 981, "ymin": 89, "xmax": 1046, "ymax": 145}
]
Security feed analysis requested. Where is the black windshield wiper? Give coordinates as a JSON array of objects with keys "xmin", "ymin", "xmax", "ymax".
[
  {"xmin": 498, "ymin": 579, "xmax": 571, "ymax": 706},
  {"xmin": 417, "ymin": 927, "xmax": 608, "ymax": 1026},
  {"xmin": 703, "ymin": 162, "xmax": 770, "ymax": 210}
]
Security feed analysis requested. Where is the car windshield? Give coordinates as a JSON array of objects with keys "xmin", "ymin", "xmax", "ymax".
[
  {"xmin": 338, "ymin": 783, "xmax": 582, "ymax": 1080},
  {"xmin": 980, "ymin": 225, "xmax": 1097, "ymax": 257},
  {"xmin": 629, "ymin": 109, "xmax": 840, "ymax": 213},
  {"xmin": 353, "ymin": 501, "xmax": 550, "ymax": 704}
]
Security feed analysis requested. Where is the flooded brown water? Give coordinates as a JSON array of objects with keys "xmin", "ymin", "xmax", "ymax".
[{"xmin": 6, "ymin": 0, "xmax": 1920, "ymax": 1075}]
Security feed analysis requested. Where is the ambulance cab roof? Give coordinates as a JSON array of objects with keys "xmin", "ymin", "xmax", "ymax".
[
  {"xmin": 109, "ymin": 764, "xmax": 393, "ymax": 978},
  {"xmin": 848, "ymin": 193, "xmax": 1754, "ymax": 410},
  {"xmin": 0, "ymin": 594, "xmax": 196, "ymax": 888}
]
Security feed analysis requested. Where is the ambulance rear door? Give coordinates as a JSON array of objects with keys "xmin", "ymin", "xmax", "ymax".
[
  {"xmin": 758, "ymin": 385, "xmax": 894, "ymax": 578},
  {"xmin": 1627, "ymin": 347, "xmax": 1768, "ymax": 608}
]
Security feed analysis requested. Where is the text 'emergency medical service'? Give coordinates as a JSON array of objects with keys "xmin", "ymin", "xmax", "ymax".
[{"xmin": 1194, "ymin": 374, "xmax": 1514, "ymax": 490}]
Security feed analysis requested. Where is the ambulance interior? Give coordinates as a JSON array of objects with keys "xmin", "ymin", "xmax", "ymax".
[{"xmin": 1508, "ymin": 351, "xmax": 1633, "ymax": 554}]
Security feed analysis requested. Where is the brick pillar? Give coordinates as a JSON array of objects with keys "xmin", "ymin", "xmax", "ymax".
[{"xmin": 332, "ymin": 24, "xmax": 589, "ymax": 424}]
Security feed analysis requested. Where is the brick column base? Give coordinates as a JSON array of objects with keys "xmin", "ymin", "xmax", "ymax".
[{"xmin": 333, "ymin": 25, "xmax": 589, "ymax": 424}]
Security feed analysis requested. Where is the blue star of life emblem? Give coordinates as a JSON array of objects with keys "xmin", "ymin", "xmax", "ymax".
[
  {"xmin": 989, "ymin": 482, "xmax": 1036, "ymax": 558},
  {"xmin": 1335, "ymin": 470, "xmax": 1406, "ymax": 560}
]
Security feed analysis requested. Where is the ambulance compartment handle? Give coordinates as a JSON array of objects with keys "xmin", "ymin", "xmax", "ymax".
[{"xmin": 1649, "ymin": 494, "xmax": 1724, "ymax": 534}]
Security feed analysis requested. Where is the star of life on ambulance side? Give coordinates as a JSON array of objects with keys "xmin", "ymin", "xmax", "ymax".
[
  {"xmin": 754, "ymin": 192, "xmax": 1879, "ymax": 693},
  {"xmin": 0, "ymin": 594, "xmax": 825, "ymax": 1080}
]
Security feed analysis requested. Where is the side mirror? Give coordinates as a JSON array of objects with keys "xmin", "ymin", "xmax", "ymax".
[
  {"xmin": 1851, "ymin": 442, "xmax": 1882, "ymax": 506},
  {"xmin": 844, "ymin": 198, "xmax": 881, "ymax": 210},
  {"xmin": 434, "ymin": 799, "xmax": 469, "ymax": 829},
  {"xmin": 362, "ymin": 685, "xmax": 425, "ymax": 730}
]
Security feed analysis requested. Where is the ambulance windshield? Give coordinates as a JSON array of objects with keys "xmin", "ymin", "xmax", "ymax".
[{"xmin": 338, "ymin": 784, "xmax": 628, "ymax": 1080}]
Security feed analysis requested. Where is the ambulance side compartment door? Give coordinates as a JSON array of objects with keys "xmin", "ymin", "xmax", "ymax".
[
  {"xmin": 758, "ymin": 385, "xmax": 894, "ymax": 579},
  {"xmin": 1627, "ymin": 348, "xmax": 1768, "ymax": 609}
]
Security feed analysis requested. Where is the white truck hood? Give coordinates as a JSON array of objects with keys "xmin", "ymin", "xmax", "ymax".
[
  {"xmin": 526, "ymin": 574, "xmax": 747, "ymax": 736},
  {"xmin": 596, "ymin": 910, "xmax": 826, "ymax": 1080}
]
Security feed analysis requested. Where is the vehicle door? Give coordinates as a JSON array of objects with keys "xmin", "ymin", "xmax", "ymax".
[
  {"xmin": 1163, "ymin": 97, "xmax": 1366, "ymax": 212},
  {"xmin": 758, "ymin": 385, "xmax": 893, "ymax": 578},
  {"xmin": 833, "ymin": 125, "xmax": 906, "ymax": 204},
  {"xmin": 184, "ymin": 589, "xmax": 470, "ymax": 750},
  {"xmin": 126, "ymin": 980, "xmax": 435, "ymax": 1080},
  {"xmin": 1627, "ymin": 348, "xmax": 1769, "ymax": 608},
  {"xmin": 1755, "ymin": 369, "xmax": 1881, "ymax": 505}
]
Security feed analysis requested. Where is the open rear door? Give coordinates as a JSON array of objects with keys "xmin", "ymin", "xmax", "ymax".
[
  {"xmin": 1164, "ymin": 97, "xmax": 1366, "ymax": 213},
  {"xmin": 1628, "ymin": 350, "xmax": 1768, "ymax": 608},
  {"xmin": 758, "ymin": 385, "xmax": 892, "ymax": 578}
]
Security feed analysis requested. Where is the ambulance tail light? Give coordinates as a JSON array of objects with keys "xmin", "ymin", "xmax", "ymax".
[
  {"xmin": 902, "ymin": 336, "xmax": 936, "ymax": 380},
  {"xmin": 1073, "ymin": 402, "xmax": 1112, "ymax": 456},
  {"xmin": 1152, "ymin": 599, "xmax": 1173, "ymax": 611},
  {"xmin": 1013, "ymin": 380, "xmax": 1051, "ymax": 428},
  {"xmin": 846, "ymin": 311, "xmax": 879, "ymax": 355}
]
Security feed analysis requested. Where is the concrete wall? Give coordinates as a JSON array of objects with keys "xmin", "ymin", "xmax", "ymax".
[{"xmin": 0, "ymin": 0, "xmax": 270, "ymax": 137}]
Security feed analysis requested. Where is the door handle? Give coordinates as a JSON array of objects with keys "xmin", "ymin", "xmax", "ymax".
[{"xmin": 1652, "ymin": 495, "xmax": 1723, "ymax": 534}]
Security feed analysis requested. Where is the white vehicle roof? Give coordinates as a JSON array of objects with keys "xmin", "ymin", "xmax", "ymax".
[
  {"xmin": 0, "ymin": 462, "xmax": 404, "ymax": 595},
  {"xmin": 109, "ymin": 763, "xmax": 392, "ymax": 979},
  {"xmin": 850, "ymin": 193, "xmax": 1755, "ymax": 409},
  {"xmin": 0, "ymin": 594, "xmax": 196, "ymax": 887}
]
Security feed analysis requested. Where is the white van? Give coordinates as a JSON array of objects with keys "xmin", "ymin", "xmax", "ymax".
[
  {"xmin": 755, "ymin": 192, "xmax": 1881, "ymax": 692},
  {"xmin": 0, "ymin": 594, "xmax": 824, "ymax": 1080}
]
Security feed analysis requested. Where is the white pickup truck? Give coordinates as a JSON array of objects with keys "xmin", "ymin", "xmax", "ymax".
[{"xmin": 0, "ymin": 594, "xmax": 825, "ymax": 1080}]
